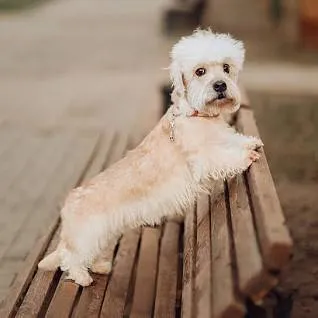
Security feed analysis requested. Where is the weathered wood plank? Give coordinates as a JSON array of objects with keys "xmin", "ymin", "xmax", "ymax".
[
  {"xmin": 194, "ymin": 193, "xmax": 212, "ymax": 318},
  {"xmin": 101, "ymin": 229, "xmax": 141, "ymax": 318},
  {"xmin": 182, "ymin": 204, "xmax": 196, "ymax": 318},
  {"xmin": 236, "ymin": 108, "xmax": 293, "ymax": 270},
  {"xmin": 45, "ymin": 276, "xmax": 79, "ymax": 318},
  {"xmin": 130, "ymin": 227, "xmax": 161, "ymax": 318},
  {"xmin": 154, "ymin": 221, "xmax": 180, "ymax": 318},
  {"xmin": 211, "ymin": 191, "xmax": 245, "ymax": 318},
  {"xmin": 227, "ymin": 176, "xmax": 277, "ymax": 302}
]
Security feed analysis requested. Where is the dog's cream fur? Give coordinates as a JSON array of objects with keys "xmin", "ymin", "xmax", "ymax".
[{"xmin": 38, "ymin": 29, "xmax": 263, "ymax": 286}]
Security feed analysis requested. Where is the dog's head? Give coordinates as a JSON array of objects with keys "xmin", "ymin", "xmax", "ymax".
[{"xmin": 170, "ymin": 29, "xmax": 245, "ymax": 115}]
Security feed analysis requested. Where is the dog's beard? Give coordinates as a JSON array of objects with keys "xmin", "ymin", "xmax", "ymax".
[{"xmin": 187, "ymin": 83, "xmax": 239, "ymax": 115}]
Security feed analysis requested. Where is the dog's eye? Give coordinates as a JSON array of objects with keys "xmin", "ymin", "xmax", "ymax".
[
  {"xmin": 223, "ymin": 63, "xmax": 230, "ymax": 74},
  {"xmin": 195, "ymin": 67, "xmax": 206, "ymax": 77}
]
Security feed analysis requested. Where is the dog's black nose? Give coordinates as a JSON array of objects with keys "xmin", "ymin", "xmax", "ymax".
[{"xmin": 213, "ymin": 80, "xmax": 227, "ymax": 93}]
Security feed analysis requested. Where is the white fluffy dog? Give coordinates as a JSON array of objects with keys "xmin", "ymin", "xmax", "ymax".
[{"xmin": 38, "ymin": 29, "xmax": 263, "ymax": 286}]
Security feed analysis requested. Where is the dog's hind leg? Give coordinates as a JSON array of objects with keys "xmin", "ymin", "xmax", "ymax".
[
  {"xmin": 90, "ymin": 235, "xmax": 119, "ymax": 274},
  {"xmin": 60, "ymin": 246, "xmax": 94, "ymax": 286},
  {"xmin": 67, "ymin": 266, "xmax": 93, "ymax": 286}
]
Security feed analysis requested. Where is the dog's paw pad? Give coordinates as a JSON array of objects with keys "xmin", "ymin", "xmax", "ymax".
[{"xmin": 246, "ymin": 137, "xmax": 264, "ymax": 150}]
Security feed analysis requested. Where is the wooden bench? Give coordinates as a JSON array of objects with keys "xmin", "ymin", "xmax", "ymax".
[{"xmin": 0, "ymin": 88, "xmax": 292, "ymax": 318}]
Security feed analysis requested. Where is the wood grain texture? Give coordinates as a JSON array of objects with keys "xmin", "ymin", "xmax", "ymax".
[
  {"xmin": 101, "ymin": 229, "xmax": 141, "ymax": 318},
  {"xmin": 194, "ymin": 194, "xmax": 212, "ymax": 318},
  {"xmin": 154, "ymin": 221, "xmax": 180, "ymax": 318},
  {"xmin": 130, "ymin": 227, "xmax": 161, "ymax": 318},
  {"xmin": 45, "ymin": 277, "xmax": 79, "ymax": 318},
  {"xmin": 211, "ymin": 192, "xmax": 245, "ymax": 318},
  {"xmin": 236, "ymin": 108, "xmax": 293, "ymax": 270},
  {"xmin": 182, "ymin": 205, "xmax": 196, "ymax": 318},
  {"xmin": 227, "ymin": 176, "xmax": 277, "ymax": 302}
]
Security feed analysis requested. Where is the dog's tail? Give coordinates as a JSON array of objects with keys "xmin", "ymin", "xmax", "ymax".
[{"xmin": 38, "ymin": 247, "xmax": 60, "ymax": 271}]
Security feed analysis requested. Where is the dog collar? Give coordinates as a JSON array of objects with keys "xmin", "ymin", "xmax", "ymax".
[
  {"xmin": 189, "ymin": 109, "xmax": 220, "ymax": 118},
  {"xmin": 169, "ymin": 107, "xmax": 219, "ymax": 142}
]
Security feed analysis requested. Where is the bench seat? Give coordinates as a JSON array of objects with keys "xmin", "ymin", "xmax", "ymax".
[{"xmin": 0, "ymin": 90, "xmax": 292, "ymax": 318}]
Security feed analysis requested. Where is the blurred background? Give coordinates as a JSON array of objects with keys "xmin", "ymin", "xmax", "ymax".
[{"xmin": 0, "ymin": 0, "xmax": 317, "ymax": 317}]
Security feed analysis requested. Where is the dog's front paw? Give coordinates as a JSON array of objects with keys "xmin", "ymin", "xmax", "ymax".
[
  {"xmin": 249, "ymin": 150, "xmax": 261, "ymax": 162},
  {"xmin": 243, "ymin": 149, "xmax": 261, "ymax": 170},
  {"xmin": 245, "ymin": 136, "xmax": 263, "ymax": 150}
]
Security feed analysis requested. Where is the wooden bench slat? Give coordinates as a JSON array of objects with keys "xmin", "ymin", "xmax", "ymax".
[
  {"xmin": 227, "ymin": 176, "xmax": 277, "ymax": 302},
  {"xmin": 46, "ymin": 277, "xmax": 79, "ymax": 318},
  {"xmin": 74, "ymin": 274, "xmax": 109, "ymax": 318},
  {"xmin": 194, "ymin": 194, "xmax": 212, "ymax": 318},
  {"xmin": 211, "ymin": 192, "xmax": 245, "ymax": 318},
  {"xmin": 130, "ymin": 227, "xmax": 161, "ymax": 318},
  {"xmin": 154, "ymin": 221, "xmax": 180, "ymax": 318},
  {"xmin": 101, "ymin": 229, "xmax": 141, "ymax": 318},
  {"xmin": 236, "ymin": 108, "xmax": 292, "ymax": 270},
  {"xmin": 182, "ymin": 205, "xmax": 196, "ymax": 318}
]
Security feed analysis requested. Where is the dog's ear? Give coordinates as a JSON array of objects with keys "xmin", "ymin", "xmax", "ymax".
[{"xmin": 169, "ymin": 61, "xmax": 185, "ymax": 97}]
